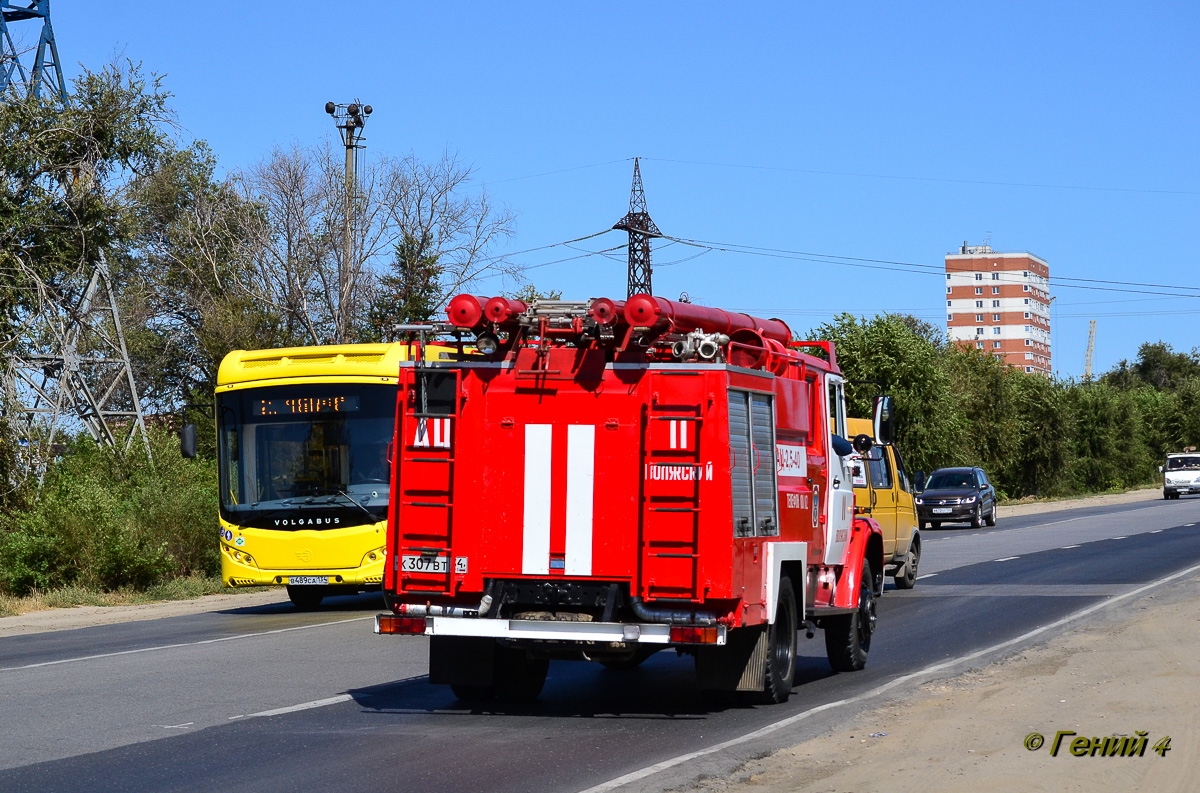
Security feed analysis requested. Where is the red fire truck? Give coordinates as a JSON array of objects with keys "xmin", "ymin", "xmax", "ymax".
[{"xmin": 376, "ymin": 293, "xmax": 893, "ymax": 704}]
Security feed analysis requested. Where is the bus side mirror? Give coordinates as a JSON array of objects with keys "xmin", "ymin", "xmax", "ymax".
[
  {"xmin": 913, "ymin": 470, "xmax": 925, "ymax": 492},
  {"xmin": 181, "ymin": 424, "xmax": 197, "ymax": 459},
  {"xmin": 873, "ymin": 395, "xmax": 895, "ymax": 445}
]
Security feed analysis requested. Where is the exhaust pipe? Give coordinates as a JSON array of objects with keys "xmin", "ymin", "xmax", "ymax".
[{"xmin": 630, "ymin": 597, "xmax": 718, "ymax": 625}]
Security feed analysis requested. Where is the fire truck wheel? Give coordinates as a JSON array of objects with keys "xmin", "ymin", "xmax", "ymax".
[
  {"xmin": 493, "ymin": 646, "xmax": 549, "ymax": 702},
  {"xmin": 286, "ymin": 585, "xmax": 324, "ymax": 611},
  {"xmin": 760, "ymin": 577, "xmax": 799, "ymax": 703},
  {"xmin": 892, "ymin": 540, "xmax": 920, "ymax": 590},
  {"xmin": 824, "ymin": 563, "xmax": 876, "ymax": 672},
  {"xmin": 450, "ymin": 684, "xmax": 495, "ymax": 703}
]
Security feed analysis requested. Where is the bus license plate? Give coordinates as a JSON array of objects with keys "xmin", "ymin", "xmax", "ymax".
[
  {"xmin": 402, "ymin": 555, "xmax": 449, "ymax": 573},
  {"xmin": 289, "ymin": 575, "xmax": 328, "ymax": 585},
  {"xmin": 932, "ymin": 507, "xmax": 952, "ymax": 514}
]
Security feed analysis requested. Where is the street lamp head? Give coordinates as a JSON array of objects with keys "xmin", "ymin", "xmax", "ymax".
[
  {"xmin": 363, "ymin": 105, "xmax": 373, "ymax": 116},
  {"xmin": 325, "ymin": 101, "xmax": 336, "ymax": 115}
]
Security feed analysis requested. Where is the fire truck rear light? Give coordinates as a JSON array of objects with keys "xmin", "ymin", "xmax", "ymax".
[
  {"xmin": 375, "ymin": 615, "xmax": 427, "ymax": 635},
  {"xmin": 669, "ymin": 626, "xmax": 718, "ymax": 644}
]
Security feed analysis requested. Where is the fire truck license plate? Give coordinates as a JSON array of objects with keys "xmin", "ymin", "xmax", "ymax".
[
  {"xmin": 932, "ymin": 507, "xmax": 952, "ymax": 514},
  {"xmin": 289, "ymin": 576, "xmax": 328, "ymax": 585},
  {"xmin": 401, "ymin": 555, "xmax": 446, "ymax": 573}
]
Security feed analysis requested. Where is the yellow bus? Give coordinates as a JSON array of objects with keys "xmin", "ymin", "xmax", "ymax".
[{"xmin": 213, "ymin": 342, "xmax": 446, "ymax": 609}]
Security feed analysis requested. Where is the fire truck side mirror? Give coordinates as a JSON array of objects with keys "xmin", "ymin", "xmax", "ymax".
[
  {"xmin": 872, "ymin": 395, "xmax": 895, "ymax": 445},
  {"xmin": 180, "ymin": 424, "xmax": 198, "ymax": 459}
]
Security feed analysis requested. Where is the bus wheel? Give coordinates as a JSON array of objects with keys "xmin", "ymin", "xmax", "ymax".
[
  {"xmin": 824, "ymin": 562, "xmax": 876, "ymax": 672},
  {"xmin": 287, "ymin": 585, "xmax": 324, "ymax": 610}
]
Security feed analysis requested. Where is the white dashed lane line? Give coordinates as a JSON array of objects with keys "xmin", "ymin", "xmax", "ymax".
[
  {"xmin": 916, "ymin": 573, "xmax": 937, "ymax": 580},
  {"xmin": 1112, "ymin": 536, "xmax": 1127, "ymax": 540},
  {"xmin": 1060, "ymin": 545, "xmax": 1080, "ymax": 549},
  {"xmin": 994, "ymin": 556, "xmax": 1020, "ymax": 562}
]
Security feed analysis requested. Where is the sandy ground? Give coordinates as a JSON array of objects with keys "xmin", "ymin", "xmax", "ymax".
[
  {"xmin": 0, "ymin": 590, "xmax": 290, "ymax": 637},
  {"xmin": 690, "ymin": 575, "xmax": 1200, "ymax": 793}
]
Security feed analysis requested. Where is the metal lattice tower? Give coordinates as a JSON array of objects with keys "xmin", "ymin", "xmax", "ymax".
[
  {"xmin": 1, "ymin": 3, "xmax": 151, "ymax": 483},
  {"xmin": 1, "ymin": 0, "xmax": 66, "ymax": 100},
  {"xmin": 613, "ymin": 158, "xmax": 661, "ymax": 297},
  {"xmin": 3, "ymin": 253, "xmax": 152, "ymax": 482}
]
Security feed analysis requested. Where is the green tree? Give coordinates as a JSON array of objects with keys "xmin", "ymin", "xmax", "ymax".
[
  {"xmin": 371, "ymin": 232, "xmax": 444, "ymax": 337},
  {"xmin": 808, "ymin": 313, "xmax": 965, "ymax": 474}
]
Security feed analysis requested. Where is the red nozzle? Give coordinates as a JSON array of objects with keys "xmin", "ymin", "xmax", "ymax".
[
  {"xmin": 484, "ymin": 297, "xmax": 527, "ymax": 324},
  {"xmin": 446, "ymin": 294, "xmax": 489, "ymax": 329}
]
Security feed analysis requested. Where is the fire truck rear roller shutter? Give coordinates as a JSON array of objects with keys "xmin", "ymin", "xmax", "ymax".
[
  {"xmin": 729, "ymin": 392, "xmax": 754, "ymax": 537},
  {"xmin": 751, "ymin": 394, "xmax": 779, "ymax": 536}
]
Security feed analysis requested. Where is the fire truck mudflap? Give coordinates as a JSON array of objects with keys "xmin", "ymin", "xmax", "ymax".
[{"xmin": 376, "ymin": 294, "xmax": 887, "ymax": 704}]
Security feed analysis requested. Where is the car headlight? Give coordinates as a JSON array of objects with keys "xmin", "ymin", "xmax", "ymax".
[{"xmin": 963, "ymin": 495, "xmax": 977, "ymax": 504}]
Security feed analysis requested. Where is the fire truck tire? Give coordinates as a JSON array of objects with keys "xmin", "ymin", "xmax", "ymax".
[
  {"xmin": 286, "ymin": 585, "xmax": 324, "ymax": 610},
  {"xmin": 450, "ymin": 683, "xmax": 494, "ymax": 703},
  {"xmin": 493, "ymin": 646, "xmax": 549, "ymax": 702},
  {"xmin": 892, "ymin": 540, "xmax": 920, "ymax": 590},
  {"xmin": 824, "ymin": 562, "xmax": 876, "ymax": 672},
  {"xmin": 759, "ymin": 577, "xmax": 798, "ymax": 704}
]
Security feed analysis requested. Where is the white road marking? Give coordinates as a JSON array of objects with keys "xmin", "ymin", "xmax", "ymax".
[
  {"xmin": 1112, "ymin": 536, "xmax": 1127, "ymax": 540},
  {"xmin": 916, "ymin": 573, "xmax": 937, "ymax": 580},
  {"xmin": 1060, "ymin": 545, "xmax": 1080, "ymax": 549},
  {"xmin": 1187, "ymin": 523, "xmax": 1196, "ymax": 527},
  {"xmin": 150, "ymin": 722, "xmax": 194, "ymax": 730},
  {"xmin": 0, "ymin": 616, "xmax": 371, "ymax": 672},
  {"xmin": 994, "ymin": 556, "xmax": 1019, "ymax": 562},
  {"xmin": 1032, "ymin": 516, "xmax": 1087, "ymax": 529},
  {"xmin": 228, "ymin": 694, "xmax": 354, "ymax": 721},
  {"xmin": 577, "ymin": 560, "xmax": 1200, "ymax": 793},
  {"xmin": 1151, "ymin": 530, "xmax": 1163, "ymax": 534}
]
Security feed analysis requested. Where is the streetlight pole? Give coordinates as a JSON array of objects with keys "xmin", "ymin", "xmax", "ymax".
[{"xmin": 325, "ymin": 100, "xmax": 372, "ymax": 341}]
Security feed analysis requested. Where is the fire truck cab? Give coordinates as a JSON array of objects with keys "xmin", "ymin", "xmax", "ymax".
[{"xmin": 376, "ymin": 294, "xmax": 890, "ymax": 704}]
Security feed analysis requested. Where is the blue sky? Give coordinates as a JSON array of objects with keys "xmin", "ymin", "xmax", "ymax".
[{"xmin": 42, "ymin": 2, "xmax": 1200, "ymax": 377}]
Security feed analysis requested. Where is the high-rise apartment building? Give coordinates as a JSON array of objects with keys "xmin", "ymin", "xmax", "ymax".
[{"xmin": 945, "ymin": 242, "xmax": 1051, "ymax": 375}]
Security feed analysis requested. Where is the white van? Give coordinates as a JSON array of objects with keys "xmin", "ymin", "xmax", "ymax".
[{"xmin": 1163, "ymin": 452, "xmax": 1200, "ymax": 499}]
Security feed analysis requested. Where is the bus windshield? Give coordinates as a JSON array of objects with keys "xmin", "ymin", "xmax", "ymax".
[{"xmin": 217, "ymin": 383, "xmax": 396, "ymax": 530}]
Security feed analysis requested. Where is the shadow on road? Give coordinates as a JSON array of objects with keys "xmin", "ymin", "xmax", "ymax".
[
  {"xmin": 216, "ymin": 590, "xmax": 385, "ymax": 616},
  {"xmin": 347, "ymin": 648, "xmax": 837, "ymax": 720}
]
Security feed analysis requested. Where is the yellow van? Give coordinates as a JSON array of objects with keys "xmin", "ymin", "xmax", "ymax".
[{"xmin": 847, "ymin": 417, "xmax": 921, "ymax": 589}]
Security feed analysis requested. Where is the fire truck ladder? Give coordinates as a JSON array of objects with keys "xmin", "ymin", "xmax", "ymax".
[
  {"xmin": 394, "ymin": 367, "xmax": 461, "ymax": 596},
  {"xmin": 640, "ymin": 372, "xmax": 707, "ymax": 601}
]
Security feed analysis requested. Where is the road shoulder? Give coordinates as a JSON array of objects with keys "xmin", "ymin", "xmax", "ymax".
[{"xmin": 689, "ymin": 572, "xmax": 1200, "ymax": 793}]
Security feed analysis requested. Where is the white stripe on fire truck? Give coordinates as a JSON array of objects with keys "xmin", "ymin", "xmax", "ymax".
[
  {"xmin": 522, "ymin": 424, "xmax": 552, "ymax": 575},
  {"xmin": 565, "ymin": 424, "xmax": 595, "ymax": 576}
]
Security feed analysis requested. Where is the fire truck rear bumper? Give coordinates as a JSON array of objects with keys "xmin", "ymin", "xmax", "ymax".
[{"xmin": 376, "ymin": 615, "xmax": 727, "ymax": 645}]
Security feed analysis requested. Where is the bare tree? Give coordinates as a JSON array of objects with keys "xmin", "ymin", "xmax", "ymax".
[
  {"xmin": 379, "ymin": 151, "xmax": 519, "ymax": 310},
  {"xmin": 238, "ymin": 145, "xmax": 519, "ymax": 344}
]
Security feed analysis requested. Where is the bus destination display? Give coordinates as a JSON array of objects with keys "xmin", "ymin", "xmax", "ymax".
[{"xmin": 253, "ymin": 395, "xmax": 360, "ymax": 416}]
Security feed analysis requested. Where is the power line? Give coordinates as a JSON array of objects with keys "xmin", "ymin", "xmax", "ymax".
[{"xmin": 640, "ymin": 157, "xmax": 1200, "ymax": 198}]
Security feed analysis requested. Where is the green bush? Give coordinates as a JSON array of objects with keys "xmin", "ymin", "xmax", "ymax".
[{"xmin": 0, "ymin": 428, "xmax": 218, "ymax": 596}]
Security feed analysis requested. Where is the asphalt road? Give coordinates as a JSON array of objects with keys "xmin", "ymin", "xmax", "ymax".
[{"xmin": 3, "ymin": 496, "xmax": 1199, "ymax": 793}]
